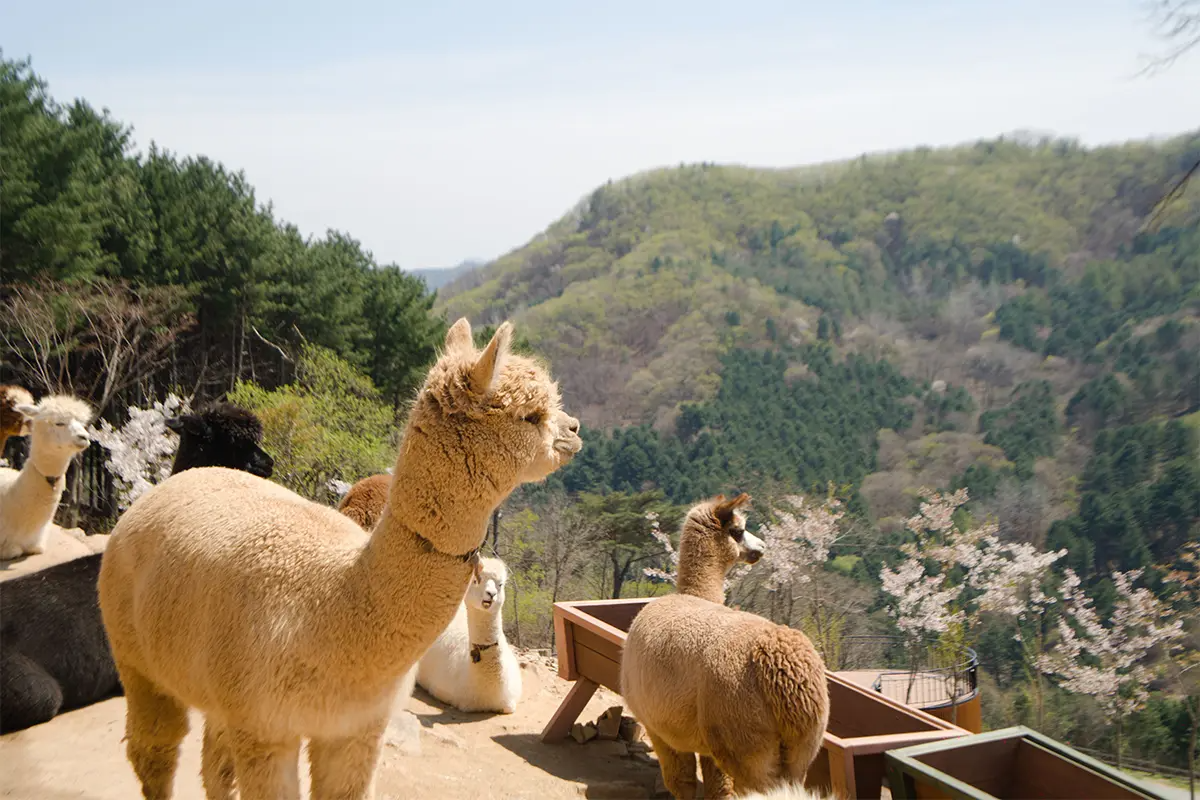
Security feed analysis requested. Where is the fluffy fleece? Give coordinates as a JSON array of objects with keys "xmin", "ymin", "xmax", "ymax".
[
  {"xmin": 338, "ymin": 473, "xmax": 390, "ymax": 531},
  {"xmin": 98, "ymin": 318, "xmax": 582, "ymax": 800},
  {"xmin": 0, "ymin": 385, "xmax": 34, "ymax": 457},
  {"xmin": 738, "ymin": 784, "xmax": 832, "ymax": 800},
  {"xmin": 0, "ymin": 395, "xmax": 94, "ymax": 561},
  {"xmin": 415, "ymin": 556, "xmax": 522, "ymax": 713},
  {"xmin": 621, "ymin": 494, "xmax": 829, "ymax": 799},
  {"xmin": 0, "ymin": 403, "xmax": 275, "ymax": 734}
]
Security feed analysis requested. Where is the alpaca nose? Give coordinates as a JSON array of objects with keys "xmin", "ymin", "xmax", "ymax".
[{"xmin": 565, "ymin": 415, "xmax": 580, "ymax": 434}]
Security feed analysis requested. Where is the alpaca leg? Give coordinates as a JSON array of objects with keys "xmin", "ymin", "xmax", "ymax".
[
  {"xmin": 705, "ymin": 731, "xmax": 780, "ymax": 795},
  {"xmin": 782, "ymin": 733, "xmax": 825, "ymax": 785},
  {"xmin": 646, "ymin": 731, "xmax": 698, "ymax": 800},
  {"xmin": 699, "ymin": 756, "xmax": 735, "ymax": 800},
  {"xmin": 120, "ymin": 666, "xmax": 190, "ymax": 800},
  {"xmin": 308, "ymin": 718, "xmax": 388, "ymax": 800},
  {"xmin": 0, "ymin": 650, "xmax": 63, "ymax": 734},
  {"xmin": 227, "ymin": 728, "xmax": 301, "ymax": 800},
  {"xmin": 201, "ymin": 719, "xmax": 237, "ymax": 800}
]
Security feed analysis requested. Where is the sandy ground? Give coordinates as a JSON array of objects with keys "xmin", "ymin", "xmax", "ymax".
[{"xmin": 0, "ymin": 654, "xmax": 665, "ymax": 800}]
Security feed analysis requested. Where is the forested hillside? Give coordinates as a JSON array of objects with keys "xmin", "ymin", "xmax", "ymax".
[{"xmin": 3, "ymin": 53, "xmax": 1198, "ymax": 775}]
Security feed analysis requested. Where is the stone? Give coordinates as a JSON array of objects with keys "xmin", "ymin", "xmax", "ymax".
[
  {"xmin": 425, "ymin": 723, "xmax": 466, "ymax": 749},
  {"xmin": 597, "ymin": 705, "xmax": 623, "ymax": 740},
  {"xmin": 382, "ymin": 712, "xmax": 421, "ymax": 756},
  {"xmin": 627, "ymin": 740, "xmax": 651, "ymax": 754},
  {"xmin": 653, "ymin": 773, "xmax": 671, "ymax": 797},
  {"xmin": 570, "ymin": 722, "xmax": 588, "ymax": 744},
  {"xmin": 619, "ymin": 717, "xmax": 646, "ymax": 744},
  {"xmin": 581, "ymin": 721, "xmax": 599, "ymax": 743}
]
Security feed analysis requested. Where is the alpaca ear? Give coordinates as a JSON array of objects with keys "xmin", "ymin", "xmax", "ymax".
[
  {"xmin": 469, "ymin": 322, "xmax": 512, "ymax": 396},
  {"xmin": 714, "ymin": 492, "xmax": 751, "ymax": 523},
  {"xmin": 444, "ymin": 318, "xmax": 474, "ymax": 355},
  {"xmin": 13, "ymin": 404, "xmax": 37, "ymax": 420},
  {"xmin": 164, "ymin": 416, "xmax": 185, "ymax": 433}
]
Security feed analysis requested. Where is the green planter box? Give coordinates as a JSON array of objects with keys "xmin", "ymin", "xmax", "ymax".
[{"xmin": 885, "ymin": 726, "xmax": 1167, "ymax": 800}]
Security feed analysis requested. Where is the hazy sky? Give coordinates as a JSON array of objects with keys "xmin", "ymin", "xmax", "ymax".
[{"xmin": 4, "ymin": 0, "xmax": 1198, "ymax": 269}]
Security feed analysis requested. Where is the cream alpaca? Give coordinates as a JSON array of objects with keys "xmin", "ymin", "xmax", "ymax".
[
  {"xmin": 0, "ymin": 395, "xmax": 93, "ymax": 561},
  {"xmin": 0, "ymin": 385, "xmax": 34, "ymax": 456},
  {"xmin": 98, "ymin": 319, "xmax": 581, "ymax": 800},
  {"xmin": 738, "ymin": 784, "xmax": 832, "ymax": 800},
  {"xmin": 621, "ymin": 494, "xmax": 830, "ymax": 799},
  {"xmin": 415, "ymin": 556, "xmax": 522, "ymax": 714}
]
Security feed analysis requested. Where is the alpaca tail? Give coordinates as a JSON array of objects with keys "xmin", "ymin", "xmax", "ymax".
[{"xmin": 751, "ymin": 626, "xmax": 830, "ymax": 771}]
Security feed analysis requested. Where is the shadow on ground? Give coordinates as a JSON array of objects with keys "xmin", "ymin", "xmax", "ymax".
[{"xmin": 492, "ymin": 732, "xmax": 662, "ymax": 799}]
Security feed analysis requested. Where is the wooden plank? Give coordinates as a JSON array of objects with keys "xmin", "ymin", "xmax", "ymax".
[
  {"xmin": 1011, "ymin": 738, "xmax": 1153, "ymax": 800},
  {"xmin": 540, "ymin": 677, "xmax": 599, "ymax": 743},
  {"xmin": 573, "ymin": 639, "xmax": 623, "ymax": 693},
  {"xmin": 916, "ymin": 737, "xmax": 1018, "ymax": 796},
  {"xmin": 840, "ymin": 729, "xmax": 967, "ymax": 756},
  {"xmin": 555, "ymin": 603, "xmax": 631, "ymax": 648},
  {"xmin": 580, "ymin": 598, "xmax": 651, "ymax": 633},
  {"xmin": 828, "ymin": 676, "xmax": 951, "ymax": 739},
  {"xmin": 553, "ymin": 607, "xmax": 578, "ymax": 681},
  {"xmin": 573, "ymin": 625, "xmax": 623, "ymax": 664}
]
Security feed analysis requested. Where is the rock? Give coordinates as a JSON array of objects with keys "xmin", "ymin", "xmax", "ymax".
[
  {"xmin": 619, "ymin": 717, "xmax": 646, "ymax": 744},
  {"xmin": 382, "ymin": 712, "xmax": 421, "ymax": 756},
  {"xmin": 581, "ymin": 721, "xmax": 598, "ymax": 743},
  {"xmin": 653, "ymin": 773, "xmax": 671, "ymax": 797},
  {"xmin": 588, "ymin": 780, "xmax": 651, "ymax": 799},
  {"xmin": 627, "ymin": 741, "xmax": 651, "ymax": 754},
  {"xmin": 425, "ymin": 723, "xmax": 466, "ymax": 749},
  {"xmin": 597, "ymin": 705, "xmax": 623, "ymax": 740},
  {"xmin": 571, "ymin": 723, "xmax": 588, "ymax": 744}
]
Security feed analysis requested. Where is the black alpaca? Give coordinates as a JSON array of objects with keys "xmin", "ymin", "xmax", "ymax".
[{"xmin": 0, "ymin": 403, "xmax": 274, "ymax": 734}]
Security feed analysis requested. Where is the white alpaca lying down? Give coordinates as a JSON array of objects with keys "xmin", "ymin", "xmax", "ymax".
[{"xmin": 413, "ymin": 556, "xmax": 522, "ymax": 714}]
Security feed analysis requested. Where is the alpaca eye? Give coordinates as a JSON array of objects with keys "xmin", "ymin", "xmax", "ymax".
[
  {"xmin": 523, "ymin": 412, "xmax": 543, "ymax": 426},
  {"xmin": 729, "ymin": 528, "xmax": 744, "ymax": 542}
]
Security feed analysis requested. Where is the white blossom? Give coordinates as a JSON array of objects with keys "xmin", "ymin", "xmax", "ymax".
[
  {"xmin": 90, "ymin": 394, "xmax": 190, "ymax": 510},
  {"xmin": 1037, "ymin": 568, "xmax": 1186, "ymax": 721},
  {"xmin": 642, "ymin": 510, "xmax": 678, "ymax": 584}
]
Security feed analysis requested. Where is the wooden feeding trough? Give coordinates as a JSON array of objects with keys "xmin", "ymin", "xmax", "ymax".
[
  {"xmin": 884, "ymin": 726, "xmax": 1166, "ymax": 800},
  {"xmin": 543, "ymin": 598, "xmax": 971, "ymax": 799}
]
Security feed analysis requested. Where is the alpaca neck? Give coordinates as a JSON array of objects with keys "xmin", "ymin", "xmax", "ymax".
[
  {"xmin": 467, "ymin": 606, "xmax": 506, "ymax": 648},
  {"xmin": 337, "ymin": 422, "xmax": 509, "ymax": 687},
  {"xmin": 675, "ymin": 567, "xmax": 727, "ymax": 605},
  {"xmin": 26, "ymin": 445, "xmax": 75, "ymax": 484},
  {"xmin": 675, "ymin": 540, "xmax": 729, "ymax": 605}
]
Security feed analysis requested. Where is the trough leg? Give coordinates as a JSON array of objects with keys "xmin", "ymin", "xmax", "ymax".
[{"xmin": 540, "ymin": 677, "xmax": 598, "ymax": 743}]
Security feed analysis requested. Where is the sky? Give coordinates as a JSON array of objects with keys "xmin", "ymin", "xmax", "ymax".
[{"xmin": 4, "ymin": 0, "xmax": 1198, "ymax": 270}]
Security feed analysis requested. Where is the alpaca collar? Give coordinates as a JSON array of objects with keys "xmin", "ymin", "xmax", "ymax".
[
  {"xmin": 470, "ymin": 642, "xmax": 498, "ymax": 663},
  {"xmin": 28, "ymin": 463, "xmax": 61, "ymax": 488},
  {"xmin": 407, "ymin": 523, "xmax": 480, "ymax": 565}
]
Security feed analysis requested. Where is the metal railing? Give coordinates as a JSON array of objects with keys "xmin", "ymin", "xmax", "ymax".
[{"xmin": 838, "ymin": 635, "xmax": 979, "ymax": 709}]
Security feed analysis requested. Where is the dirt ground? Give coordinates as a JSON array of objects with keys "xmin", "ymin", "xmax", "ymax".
[{"xmin": 0, "ymin": 653, "xmax": 665, "ymax": 800}]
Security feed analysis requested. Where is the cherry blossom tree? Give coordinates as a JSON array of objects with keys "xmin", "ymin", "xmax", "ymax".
[
  {"xmin": 879, "ymin": 488, "xmax": 1065, "ymax": 714},
  {"xmin": 90, "ymin": 394, "xmax": 190, "ymax": 510},
  {"xmin": 1037, "ymin": 568, "xmax": 1186, "ymax": 768},
  {"xmin": 1163, "ymin": 542, "xmax": 1200, "ymax": 797}
]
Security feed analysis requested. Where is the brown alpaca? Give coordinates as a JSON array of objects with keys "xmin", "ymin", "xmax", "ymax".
[
  {"xmin": 97, "ymin": 318, "xmax": 582, "ymax": 800},
  {"xmin": 338, "ymin": 473, "xmax": 390, "ymax": 530},
  {"xmin": 0, "ymin": 385, "xmax": 34, "ymax": 456},
  {"xmin": 621, "ymin": 494, "xmax": 830, "ymax": 799}
]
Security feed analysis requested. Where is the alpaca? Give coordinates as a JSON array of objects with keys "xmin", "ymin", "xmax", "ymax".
[
  {"xmin": 166, "ymin": 402, "xmax": 274, "ymax": 478},
  {"xmin": 0, "ymin": 385, "xmax": 34, "ymax": 457},
  {"xmin": 415, "ymin": 556, "xmax": 522, "ymax": 714},
  {"xmin": 0, "ymin": 395, "xmax": 94, "ymax": 561},
  {"xmin": 0, "ymin": 402, "xmax": 276, "ymax": 734},
  {"xmin": 338, "ymin": 473, "xmax": 390, "ymax": 531},
  {"xmin": 98, "ymin": 318, "xmax": 581, "ymax": 800},
  {"xmin": 621, "ymin": 494, "xmax": 829, "ymax": 799},
  {"xmin": 739, "ymin": 785, "xmax": 832, "ymax": 800}
]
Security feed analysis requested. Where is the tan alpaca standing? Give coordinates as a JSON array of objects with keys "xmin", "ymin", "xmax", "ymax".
[
  {"xmin": 337, "ymin": 472, "xmax": 390, "ymax": 531},
  {"xmin": 98, "ymin": 319, "xmax": 582, "ymax": 800},
  {"xmin": 621, "ymin": 494, "xmax": 830, "ymax": 799}
]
